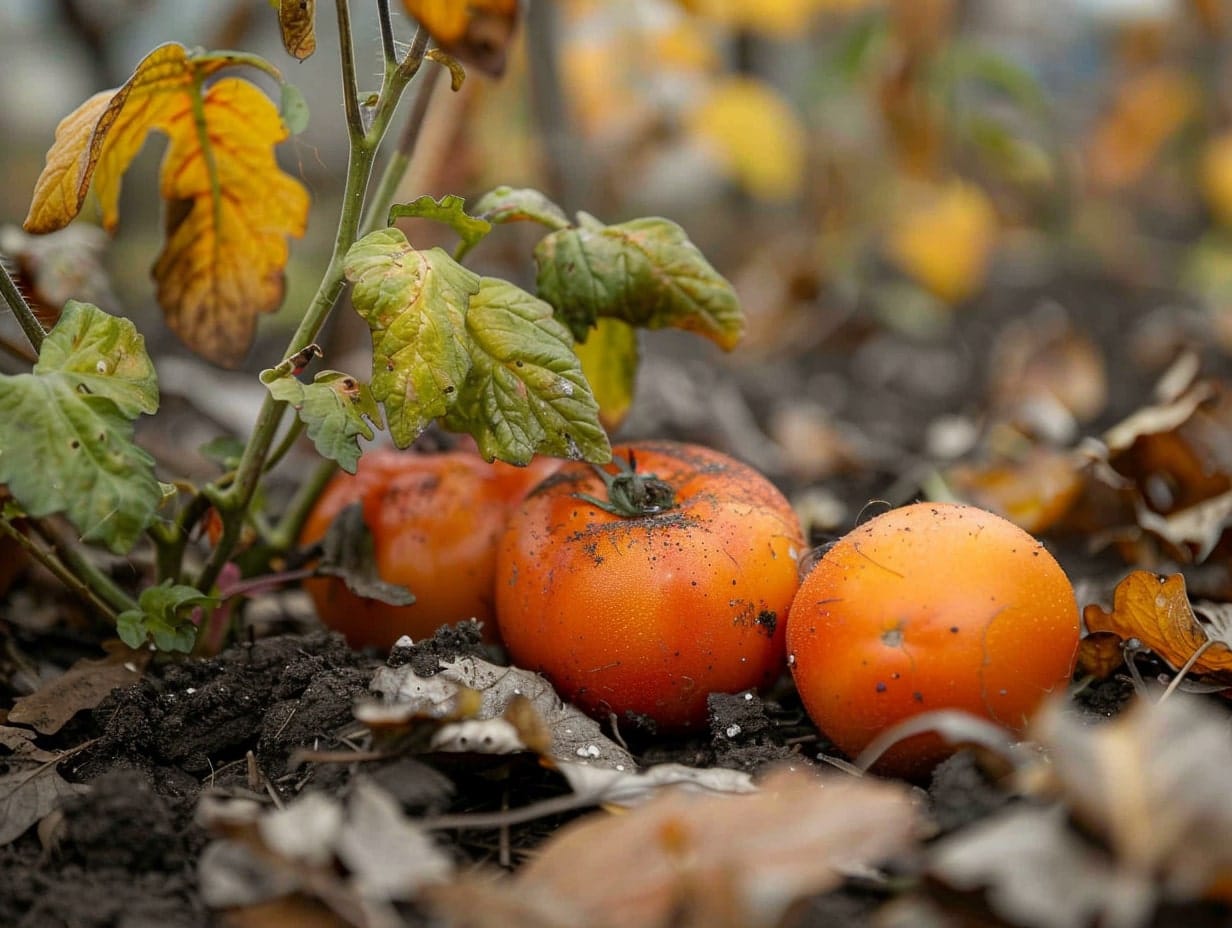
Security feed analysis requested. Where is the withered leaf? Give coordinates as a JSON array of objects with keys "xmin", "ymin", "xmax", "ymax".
[
  {"xmin": 1083, "ymin": 571, "xmax": 1232, "ymax": 678},
  {"xmin": 7, "ymin": 640, "xmax": 149, "ymax": 735}
]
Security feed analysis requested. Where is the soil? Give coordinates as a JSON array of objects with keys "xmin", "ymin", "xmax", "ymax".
[{"xmin": 2, "ymin": 273, "xmax": 1231, "ymax": 927}]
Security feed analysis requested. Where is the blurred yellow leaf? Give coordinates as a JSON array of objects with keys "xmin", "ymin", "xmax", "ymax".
[
  {"xmin": 1086, "ymin": 67, "xmax": 1198, "ymax": 191},
  {"xmin": 401, "ymin": 0, "xmax": 520, "ymax": 75},
  {"xmin": 574, "ymin": 318, "xmax": 638, "ymax": 432},
  {"xmin": 23, "ymin": 44, "xmax": 309, "ymax": 367},
  {"xmin": 885, "ymin": 180, "xmax": 997, "ymax": 303},
  {"xmin": 688, "ymin": 76, "xmax": 807, "ymax": 202},
  {"xmin": 1201, "ymin": 133, "xmax": 1232, "ymax": 225},
  {"xmin": 679, "ymin": 0, "xmax": 873, "ymax": 36}
]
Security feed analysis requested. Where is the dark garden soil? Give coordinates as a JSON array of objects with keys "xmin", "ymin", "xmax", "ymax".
[{"xmin": 3, "ymin": 273, "xmax": 1232, "ymax": 927}]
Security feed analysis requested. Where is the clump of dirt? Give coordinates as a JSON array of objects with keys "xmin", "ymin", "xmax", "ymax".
[
  {"xmin": 387, "ymin": 618, "xmax": 491, "ymax": 676},
  {"xmin": 707, "ymin": 689, "xmax": 801, "ymax": 771},
  {"xmin": 0, "ymin": 632, "xmax": 375, "ymax": 928}
]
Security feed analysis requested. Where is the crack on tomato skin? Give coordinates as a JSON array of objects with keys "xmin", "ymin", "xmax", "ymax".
[{"xmin": 976, "ymin": 603, "xmax": 1014, "ymax": 726}]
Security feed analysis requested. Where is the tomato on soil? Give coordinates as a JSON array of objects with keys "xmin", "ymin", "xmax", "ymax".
[
  {"xmin": 786, "ymin": 501, "xmax": 1079, "ymax": 778},
  {"xmin": 495, "ymin": 440, "xmax": 806, "ymax": 731},
  {"xmin": 301, "ymin": 448, "xmax": 559, "ymax": 650}
]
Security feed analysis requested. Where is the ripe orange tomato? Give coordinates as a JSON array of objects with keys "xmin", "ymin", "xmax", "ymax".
[
  {"xmin": 786, "ymin": 502, "xmax": 1079, "ymax": 778},
  {"xmin": 496, "ymin": 440, "xmax": 806, "ymax": 730},
  {"xmin": 301, "ymin": 448, "xmax": 560, "ymax": 650}
]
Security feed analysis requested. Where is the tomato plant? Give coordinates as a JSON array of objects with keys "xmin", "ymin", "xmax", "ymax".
[
  {"xmin": 786, "ymin": 502, "xmax": 1079, "ymax": 778},
  {"xmin": 301, "ymin": 448, "xmax": 558, "ymax": 649},
  {"xmin": 0, "ymin": 2, "xmax": 749, "ymax": 654},
  {"xmin": 496, "ymin": 440, "xmax": 805, "ymax": 730}
]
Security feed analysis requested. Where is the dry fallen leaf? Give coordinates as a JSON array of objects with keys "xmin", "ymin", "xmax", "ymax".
[
  {"xmin": 24, "ymin": 43, "xmax": 309, "ymax": 367},
  {"xmin": 7, "ymin": 640, "xmax": 149, "ymax": 735},
  {"xmin": 0, "ymin": 762, "xmax": 88, "ymax": 846},
  {"xmin": 1076, "ymin": 631, "xmax": 1128, "ymax": 681},
  {"xmin": 428, "ymin": 768, "xmax": 920, "ymax": 928},
  {"xmin": 947, "ymin": 446, "xmax": 1087, "ymax": 534},
  {"xmin": 1033, "ymin": 696, "xmax": 1232, "ymax": 905},
  {"xmin": 1083, "ymin": 571, "xmax": 1232, "ymax": 679},
  {"xmin": 930, "ymin": 695, "xmax": 1232, "ymax": 928}
]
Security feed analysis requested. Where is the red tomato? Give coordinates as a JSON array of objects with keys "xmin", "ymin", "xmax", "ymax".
[
  {"xmin": 786, "ymin": 502, "xmax": 1079, "ymax": 778},
  {"xmin": 496, "ymin": 440, "xmax": 806, "ymax": 730},
  {"xmin": 301, "ymin": 448, "xmax": 560, "ymax": 650}
]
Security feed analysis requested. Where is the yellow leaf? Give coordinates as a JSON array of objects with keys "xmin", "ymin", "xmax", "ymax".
[
  {"xmin": 25, "ymin": 44, "xmax": 229, "ymax": 234},
  {"xmin": 1201, "ymin": 132, "xmax": 1232, "ymax": 225},
  {"xmin": 153, "ymin": 79, "xmax": 309, "ymax": 366},
  {"xmin": 23, "ymin": 44, "xmax": 309, "ymax": 367},
  {"xmin": 885, "ymin": 180, "xmax": 998, "ymax": 304},
  {"xmin": 400, "ymin": 0, "xmax": 520, "ymax": 75},
  {"xmin": 574, "ymin": 318, "xmax": 638, "ymax": 433},
  {"xmin": 688, "ymin": 76, "xmax": 807, "ymax": 202},
  {"xmin": 1086, "ymin": 67, "xmax": 1198, "ymax": 191},
  {"xmin": 680, "ymin": 0, "xmax": 867, "ymax": 36}
]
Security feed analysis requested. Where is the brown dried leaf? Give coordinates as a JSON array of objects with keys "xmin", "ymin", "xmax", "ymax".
[
  {"xmin": 7, "ymin": 640, "xmax": 150, "ymax": 735},
  {"xmin": 400, "ymin": 0, "xmax": 520, "ymax": 75},
  {"xmin": 0, "ymin": 764, "xmax": 87, "ymax": 846},
  {"xmin": 501, "ymin": 769, "xmax": 919, "ymax": 928},
  {"xmin": 987, "ymin": 305, "xmax": 1108, "ymax": 439},
  {"xmin": 947, "ymin": 446, "xmax": 1086, "ymax": 534},
  {"xmin": 277, "ymin": 0, "xmax": 316, "ymax": 60},
  {"xmin": 1083, "ymin": 571, "xmax": 1232, "ymax": 678},
  {"xmin": 1076, "ymin": 631, "xmax": 1127, "ymax": 681},
  {"xmin": 1031, "ymin": 696, "xmax": 1232, "ymax": 903}
]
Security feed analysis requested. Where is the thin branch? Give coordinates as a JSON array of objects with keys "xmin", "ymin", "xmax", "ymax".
[
  {"xmin": 376, "ymin": 0, "xmax": 397, "ymax": 68},
  {"xmin": 360, "ymin": 65, "xmax": 442, "ymax": 238},
  {"xmin": 0, "ymin": 519, "xmax": 119, "ymax": 622},
  {"xmin": 0, "ymin": 261, "xmax": 46, "ymax": 353},
  {"xmin": 268, "ymin": 456, "xmax": 340, "ymax": 553},
  {"xmin": 393, "ymin": 25, "xmax": 431, "ymax": 86},
  {"xmin": 335, "ymin": 0, "xmax": 364, "ymax": 138},
  {"xmin": 31, "ymin": 518, "xmax": 137, "ymax": 614}
]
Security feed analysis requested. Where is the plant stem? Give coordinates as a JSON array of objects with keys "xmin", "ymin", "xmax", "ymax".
[
  {"xmin": 360, "ymin": 60, "xmax": 441, "ymax": 238},
  {"xmin": 194, "ymin": 8, "xmax": 433, "ymax": 595},
  {"xmin": 31, "ymin": 519, "xmax": 137, "ymax": 614},
  {"xmin": 376, "ymin": 0, "xmax": 397, "ymax": 68},
  {"xmin": 1, "ymin": 519, "xmax": 121, "ymax": 621},
  {"xmin": 268, "ymin": 456, "xmax": 339, "ymax": 552},
  {"xmin": 262, "ymin": 416, "xmax": 306, "ymax": 475},
  {"xmin": 0, "ymin": 262, "xmax": 45, "ymax": 353}
]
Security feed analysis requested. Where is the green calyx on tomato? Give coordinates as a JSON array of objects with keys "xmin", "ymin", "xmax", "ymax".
[{"xmin": 574, "ymin": 451, "xmax": 677, "ymax": 517}]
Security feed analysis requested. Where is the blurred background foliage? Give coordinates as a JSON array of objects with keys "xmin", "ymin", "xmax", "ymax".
[{"xmin": 5, "ymin": 0, "xmax": 1232, "ymax": 355}]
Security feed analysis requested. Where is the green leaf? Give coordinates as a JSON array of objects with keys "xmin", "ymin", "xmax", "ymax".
[
  {"xmin": 344, "ymin": 229, "xmax": 481, "ymax": 447},
  {"xmin": 36, "ymin": 300, "xmax": 158, "ymax": 418},
  {"xmin": 116, "ymin": 582, "xmax": 216, "ymax": 652},
  {"xmin": 261, "ymin": 368, "xmax": 380, "ymax": 473},
  {"xmin": 0, "ymin": 302, "xmax": 161, "ymax": 553},
  {"xmin": 574, "ymin": 317, "xmax": 638, "ymax": 433},
  {"xmin": 443, "ymin": 278, "xmax": 610, "ymax": 465},
  {"xmin": 472, "ymin": 186, "xmax": 570, "ymax": 231},
  {"xmin": 941, "ymin": 42, "xmax": 1049, "ymax": 116},
  {"xmin": 279, "ymin": 81, "xmax": 310, "ymax": 134},
  {"xmin": 387, "ymin": 194, "xmax": 492, "ymax": 260},
  {"xmin": 534, "ymin": 214, "xmax": 745, "ymax": 349}
]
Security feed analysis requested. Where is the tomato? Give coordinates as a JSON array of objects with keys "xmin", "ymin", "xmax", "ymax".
[
  {"xmin": 495, "ymin": 440, "xmax": 806, "ymax": 731},
  {"xmin": 301, "ymin": 448, "xmax": 560, "ymax": 650},
  {"xmin": 786, "ymin": 501, "xmax": 1079, "ymax": 778}
]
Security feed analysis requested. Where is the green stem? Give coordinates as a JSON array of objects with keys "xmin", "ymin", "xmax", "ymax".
[
  {"xmin": 361, "ymin": 58, "xmax": 441, "ymax": 239},
  {"xmin": 376, "ymin": 0, "xmax": 397, "ymax": 68},
  {"xmin": 194, "ymin": 7, "xmax": 433, "ymax": 595},
  {"xmin": 0, "ymin": 519, "xmax": 119, "ymax": 622},
  {"xmin": 0, "ymin": 261, "xmax": 45, "ymax": 353},
  {"xmin": 268, "ymin": 456, "xmax": 339, "ymax": 552},
  {"xmin": 263, "ymin": 417, "xmax": 306, "ymax": 476}
]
